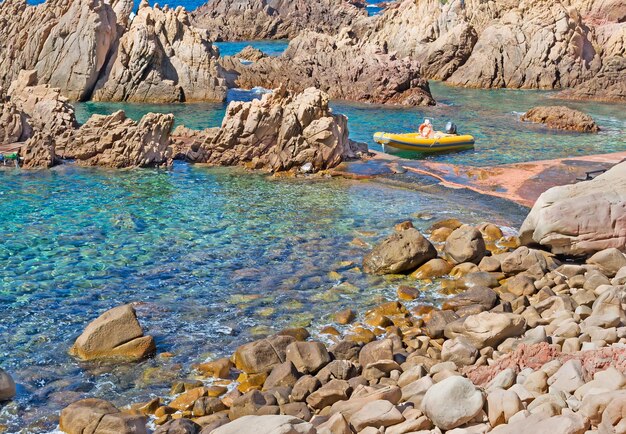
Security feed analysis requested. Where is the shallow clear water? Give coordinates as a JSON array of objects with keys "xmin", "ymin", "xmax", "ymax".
[
  {"xmin": 76, "ymin": 83, "xmax": 626, "ymax": 167},
  {"xmin": 215, "ymin": 40, "xmax": 289, "ymax": 57},
  {"xmin": 0, "ymin": 163, "xmax": 526, "ymax": 432}
]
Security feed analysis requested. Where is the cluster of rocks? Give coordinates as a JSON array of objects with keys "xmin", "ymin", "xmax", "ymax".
[
  {"xmin": 172, "ymin": 86, "xmax": 368, "ymax": 172},
  {"xmin": 0, "ymin": 0, "xmax": 226, "ymax": 103},
  {"xmin": 521, "ymin": 106, "xmax": 599, "ymax": 133},
  {"xmin": 192, "ymin": 0, "xmax": 368, "ymax": 41},
  {"xmin": 219, "ymin": 29, "xmax": 435, "ymax": 106},
  {"xmin": 55, "ymin": 209, "xmax": 626, "ymax": 434}
]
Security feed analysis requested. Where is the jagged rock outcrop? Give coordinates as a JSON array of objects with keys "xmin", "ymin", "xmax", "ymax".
[
  {"xmin": 56, "ymin": 110, "xmax": 174, "ymax": 168},
  {"xmin": 365, "ymin": 0, "xmax": 600, "ymax": 89},
  {"xmin": 521, "ymin": 106, "xmax": 599, "ymax": 132},
  {"xmin": 0, "ymin": 0, "xmax": 226, "ymax": 103},
  {"xmin": 0, "ymin": 0, "xmax": 119, "ymax": 101},
  {"xmin": 173, "ymin": 86, "xmax": 367, "ymax": 172},
  {"xmin": 91, "ymin": 1, "xmax": 227, "ymax": 103},
  {"xmin": 520, "ymin": 162, "xmax": 626, "ymax": 256},
  {"xmin": 7, "ymin": 70, "xmax": 78, "ymax": 138},
  {"xmin": 219, "ymin": 29, "xmax": 435, "ymax": 106},
  {"xmin": 0, "ymin": 102, "xmax": 28, "ymax": 144},
  {"xmin": 192, "ymin": 0, "xmax": 368, "ymax": 41},
  {"xmin": 21, "ymin": 133, "xmax": 56, "ymax": 169}
]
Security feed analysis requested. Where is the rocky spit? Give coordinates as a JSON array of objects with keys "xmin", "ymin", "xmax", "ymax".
[
  {"xmin": 0, "ymin": 71, "xmax": 366, "ymax": 170},
  {"xmin": 521, "ymin": 107, "xmax": 599, "ymax": 133},
  {"xmin": 2, "ymin": 166, "xmax": 620, "ymax": 433}
]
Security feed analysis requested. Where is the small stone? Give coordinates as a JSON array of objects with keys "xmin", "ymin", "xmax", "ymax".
[
  {"xmin": 334, "ymin": 309, "xmax": 356, "ymax": 325},
  {"xmin": 441, "ymin": 337, "xmax": 478, "ymax": 367},
  {"xmin": 421, "ymin": 376, "xmax": 484, "ymax": 430},
  {"xmin": 487, "ymin": 388, "xmax": 523, "ymax": 427},
  {"xmin": 350, "ymin": 400, "xmax": 405, "ymax": 431},
  {"xmin": 0, "ymin": 368, "xmax": 16, "ymax": 401},
  {"xmin": 548, "ymin": 360, "xmax": 586, "ymax": 394},
  {"xmin": 306, "ymin": 379, "xmax": 351, "ymax": 409},
  {"xmin": 195, "ymin": 358, "xmax": 232, "ymax": 379},
  {"xmin": 263, "ymin": 362, "xmax": 300, "ymax": 390},
  {"xmin": 410, "ymin": 258, "xmax": 453, "ymax": 279},
  {"xmin": 397, "ymin": 285, "xmax": 421, "ymax": 300},
  {"xmin": 290, "ymin": 375, "xmax": 321, "ymax": 402},
  {"xmin": 286, "ymin": 341, "xmax": 331, "ymax": 375},
  {"xmin": 444, "ymin": 225, "xmax": 486, "ymax": 265}
]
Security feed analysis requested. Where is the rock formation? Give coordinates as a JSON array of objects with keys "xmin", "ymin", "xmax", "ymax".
[
  {"xmin": 56, "ymin": 111, "xmax": 174, "ymax": 168},
  {"xmin": 0, "ymin": 102, "xmax": 28, "ymax": 144},
  {"xmin": 236, "ymin": 46, "xmax": 267, "ymax": 62},
  {"xmin": 521, "ymin": 106, "xmax": 600, "ymax": 132},
  {"xmin": 59, "ymin": 398, "xmax": 147, "ymax": 434},
  {"xmin": 21, "ymin": 133, "xmax": 56, "ymax": 169},
  {"xmin": 91, "ymin": 0, "xmax": 227, "ymax": 103},
  {"xmin": 69, "ymin": 304, "xmax": 156, "ymax": 361},
  {"xmin": 0, "ymin": 0, "xmax": 226, "ymax": 103},
  {"xmin": 219, "ymin": 29, "xmax": 435, "ymax": 106},
  {"xmin": 520, "ymin": 162, "xmax": 626, "ymax": 256},
  {"xmin": 173, "ymin": 86, "xmax": 367, "ymax": 172},
  {"xmin": 192, "ymin": 0, "xmax": 368, "ymax": 41}
]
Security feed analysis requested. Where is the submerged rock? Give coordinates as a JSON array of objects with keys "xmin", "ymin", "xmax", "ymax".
[
  {"xmin": 0, "ymin": 368, "xmax": 16, "ymax": 401},
  {"xmin": 192, "ymin": 0, "xmax": 367, "ymax": 41},
  {"xmin": 174, "ymin": 86, "xmax": 366, "ymax": 172},
  {"xmin": 521, "ymin": 106, "xmax": 599, "ymax": 132},
  {"xmin": 520, "ymin": 162, "xmax": 626, "ymax": 256},
  {"xmin": 69, "ymin": 304, "xmax": 156, "ymax": 361}
]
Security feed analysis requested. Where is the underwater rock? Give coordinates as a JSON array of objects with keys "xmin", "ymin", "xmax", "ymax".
[
  {"xmin": 218, "ymin": 28, "xmax": 435, "ymax": 106},
  {"xmin": 520, "ymin": 161, "xmax": 626, "ymax": 256},
  {"xmin": 173, "ymin": 86, "xmax": 367, "ymax": 172},
  {"xmin": 521, "ymin": 106, "xmax": 599, "ymax": 132},
  {"xmin": 192, "ymin": 0, "xmax": 367, "ymax": 41},
  {"xmin": 0, "ymin": 368, "xmax": 16, "ymax": 401},
  {"xmin": 69, "ymin": 304, "xmax": 156, "ymax": 361}
]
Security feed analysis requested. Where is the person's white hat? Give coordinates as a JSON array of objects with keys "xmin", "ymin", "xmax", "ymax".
[{"xmin": 424, "ymin": 119, "xmax": 431, "ymax": 125}]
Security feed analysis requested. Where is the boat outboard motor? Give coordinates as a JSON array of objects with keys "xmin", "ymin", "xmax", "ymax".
[{"xmin": 445, "ymin": 121, "xmax": 457, "ymax": 134}]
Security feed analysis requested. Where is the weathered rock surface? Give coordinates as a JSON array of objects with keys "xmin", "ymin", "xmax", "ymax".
[
  {"xmin": 0, "ymin": 102, "xmax": 28, "ymax": 144},
  {"xmin": 0, "ymin": 368, "xmax": 16, "ymax": 401},
  {"xmin": 219, "ymin": 29, "xmax": 435, "ymax": 106},
  {"xmin": 445, "ymin": 312, "xmax": 526, "ymax": 349},
  {"xmin": 421, "ymin": 376, "xmax": 485, "ymax": 430},
  {"xmin": 520, "ymin": 162, "xmax": 626, "ymax": 255},
  {"xmin": 521, "ymin": 106, "xmax": 599, "ymax": 132},
  {"xmin": 236, "ymin": 46, "xmax": 267, "ymax": 62},
  {"xmin": 0, "ymin": 0, "xmax": 226, "ymax": 103},
  {"xmin": 56, "ymin": 110, "xmax": 174, "ymax": 168},
  {"xmin": 92, "ymin": 1, "xmax": 227, "ymax": 103},
  {"xmin": 174, "ymin": 86, "xmax": 366, "ymax": 172},
  {"xmin": 69, "ymin": 304, "xmax": 156, "ymax": 361},
  {"xmin": 192, "ymin": 0, "xmax": 368, "ymax": 41},
  {"xmin": 59, "ymin": 398, "xmax": 147, "ymax": 434},
  {"xmin": 21, "ymin": 133, "xmax": 56, "ymax": 169},
  {"xmin": 363, "ymin": 227, "xmax": 437, "ymax": 275},
  {"xmin": 210, "ymin": 415, "xmax": 315, "ymax": 434},
  {"xmin": 444, "ymin": 225, "xmax": 487, "ymax": 264}
]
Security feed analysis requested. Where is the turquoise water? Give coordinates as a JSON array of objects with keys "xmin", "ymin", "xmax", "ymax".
[
  {"xmin": 215, "ymin": 40, "xmax": 289, "ymax": 57},
  {"xmin": 76, "ymin": 83, "xmax": 626, "ymax": 167},
  {"xmin": 0, "ymin": 163, "xmax": 526, "ymax": 432}
]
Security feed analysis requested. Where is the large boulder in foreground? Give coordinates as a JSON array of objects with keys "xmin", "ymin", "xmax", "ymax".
[
  {"xmin": 211, "ymin": 415, "xmax": 316, "ymax": 434},
  {"xmin": 363, "ymin": 227, "xmax": 437, "ymax": 275},
  {"xmin": 520, "ymin": 162, "xmax": 626, "ymax": 256},
  {"xmin": 421, "ymin": 376, "xmax": 484, "ymax": 430},
  {"xmin": 521, "ymin": 106, "xmax": 599, "ymax": 132},
  {"xmin": 56, "ymin": 110, "xmax": 174, "ymax": 168},
  {"xmin": 174, "ymin": 86, "xmax": 366, "ymax": 172},
  {"xmin": 0, "ymin": 368, "xmax": 16, "ymax": 401},
  {"xmin": 69, "ymin": 304, "xmax": 156, "ymax": 361},
  {"xmin": 59, "ymin": 398, "xmax": 147, "ymax": 434}
]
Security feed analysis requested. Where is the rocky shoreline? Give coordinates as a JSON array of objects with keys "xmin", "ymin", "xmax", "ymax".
[{"xmin": 2, "ymin": 165, "xmax": 622, "ymax": 433}]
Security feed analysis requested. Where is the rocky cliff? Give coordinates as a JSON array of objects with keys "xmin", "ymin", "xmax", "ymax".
[
  {"xmin": 192, "ymin": 0, "xmax": 368, "ymax": 41},
  {"xmin": 0, "ymin": 0, "xmax": 226, "ymax": 103},
  {"xmin": 173, "ymin": 86, "xmax": 367, "ymax": 172},
  {"xmin": 219, "ymin": 29, "xmax": 435, "ymax": 106},
  {"xmin": 91, "ymin": 0, "xmax": 228, "ymax": 103}
]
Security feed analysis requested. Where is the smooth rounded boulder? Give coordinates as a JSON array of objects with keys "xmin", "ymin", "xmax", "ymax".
[
  {"xmin": 211, "ymin": 415, "xmax": 316, "ymax": 434},
  {"xmin": 363, "ymin": 227, "xmax": 437, "ymax": 275},
  {"xmin": 0, "ymin": 368, "xmax": 16, "ymax": 401},
  {"xmin": 444, "ymin": 225, "xmax": 486, "ymax": 264},
  {"xmin": 69, "ymin": 304, "xmax": 156, "ymax": 361},
  {"xmin": 59, "ymin": 398, "xmax": 147, "ymax": 434},
  {"xmin": 421, "ymin": 376, "xmax": 485, "ymax": 430}
]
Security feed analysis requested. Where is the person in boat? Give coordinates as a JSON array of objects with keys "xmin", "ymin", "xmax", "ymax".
[{"xmin": 418, "ymin": 119, "xmax": 434, "ymax": 138}]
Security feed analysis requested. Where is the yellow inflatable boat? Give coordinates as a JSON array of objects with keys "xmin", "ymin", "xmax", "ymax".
[{"xmin": 373, "ymin": 132, "xmax": 475, "ymax": 153}]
